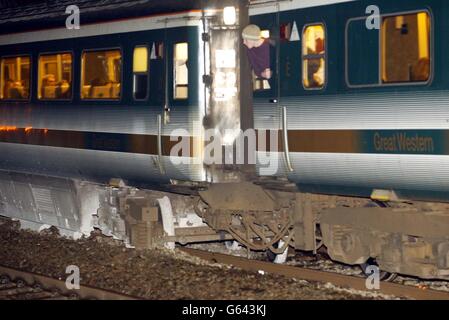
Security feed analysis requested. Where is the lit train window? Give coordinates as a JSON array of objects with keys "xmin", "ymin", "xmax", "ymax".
[
  {"xmin": 302, "ymin": 24, "xmax": 326, "ymax": 89},
  {"xmin": 174, "ymin": 42, "xmax": 188, "ymax": 99},
  {"xmin": 133, "ymin": 46, "xmax": 149, "ymax": 100},
  {"xmin": 0, "ymin": 56, "xmax": 31, "ymax": 100},
  {"xmin": 81, "ymin": 49, "xmax": 122, "ymax": 100},
  {"xmin": 253, "ymin": 72, "xmax": 271, "ymax": 91},
  {"xmin": 381, "ymin": 12, "xmax": 430, "ymax": 83},
  {"xmin": 261, "ymin": 30, "xmax": 270, "ymax": 39},
  {"xmin": 38, "ymin": 53, "xmax": 72, "ymax": 100}
]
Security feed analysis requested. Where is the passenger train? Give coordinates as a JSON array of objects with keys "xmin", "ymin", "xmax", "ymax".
[{"xmin": 1, "ymin": 0, "xmax": 449, "ymax": 281}]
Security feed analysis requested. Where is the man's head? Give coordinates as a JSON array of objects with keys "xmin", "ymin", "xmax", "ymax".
[{"xmin": 242, "ymin": 24, "xmax": 261, "ymax": 49}]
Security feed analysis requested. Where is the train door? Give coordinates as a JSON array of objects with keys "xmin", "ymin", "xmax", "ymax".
[
  {"xmin": 167, "ymin": 25, "xmax": 208, "ymax": 182},
  {"xmin": 145, "ymin": 17, "xmax": 207, "ymax": 183},
  {"xmin": 249, "ymin": 11, "xmax": 279, "ymax": 105},
  {"xmin": 278, "ymin": 17, "xmax": 303, "ymax": 176},
  {"xmin": 145, "ymin": 40, "xmax": 166, "ymax": 176},
  {"xmin": 250, "ymin": 7, "xmax": 291, "ymax": 178}
]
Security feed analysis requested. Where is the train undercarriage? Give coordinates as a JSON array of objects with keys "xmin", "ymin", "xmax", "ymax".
[{"xmin": 1, "ymin": 171, "xmax": 449, "ymax": 281}]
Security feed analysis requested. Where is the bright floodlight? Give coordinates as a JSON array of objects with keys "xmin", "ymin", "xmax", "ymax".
[{"xmin": 223, "ymin": 6, "xmax": 236, "ymax": 25}]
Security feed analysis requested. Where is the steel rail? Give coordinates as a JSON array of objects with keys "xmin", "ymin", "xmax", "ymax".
[
  {"xmin": 0, "ymin": 265, "xmax": 140, "ymax": 300},
  {"xmin": 180, "ymin": 247, "xmax": 449, "ymax": 300},
  {"xmin": 0, "ymin": 279, "xmax": 64, "ymax": 300}
]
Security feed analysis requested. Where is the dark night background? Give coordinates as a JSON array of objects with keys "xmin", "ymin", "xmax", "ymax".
[
  {"xmin": 0, "ymin": 0, "xmax": 204, "ymax": 35},
  {"xmin": 0, "ymin": 0, "xmax": 243, "ymax": 35}
]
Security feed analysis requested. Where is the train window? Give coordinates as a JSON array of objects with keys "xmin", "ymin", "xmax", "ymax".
[
  {"xmin": 153, "ymin": 42, "xmax": 164, "ymax": 59},
  {"xmin": 280, "ymin": 23, "xmax": 291, "ymax": 40},
  {"xmin": 381, "ymin": 12, "xmax": 430, "ymax": 83},
  {"xmin": 38, "ymin": 53, "xmax": 72, "ymax": 100},
  {"xmin": 133, "ymin": 46, "xmax": 149, "ymax": 100},
  {"xmin": 253, "ymin": 73, "xmax": 271, "ymax": 91},
  {"xmin": 261, "ymin": 30, "xmax": 270, "ymax": 39},
  {"xmin": 173, "ymin": 42, "xmax": 188, "ymax": 99},
  {"xmin": 302, "ymin": 24, "xmax": 326, "ymax": 89},
  {"xmin": 81, "ymin": 49, "xmax": 122, "ymax": 100},
  {"xmin": 0, "ymin": 56, "xmax": 31, "ymax": 100}
]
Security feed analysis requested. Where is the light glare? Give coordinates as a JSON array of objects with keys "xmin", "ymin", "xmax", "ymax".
[{"xmin": 223, "ymin": 6, "xmax": 236, "ymax": 25}]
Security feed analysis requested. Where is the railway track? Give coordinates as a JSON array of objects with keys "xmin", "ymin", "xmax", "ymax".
[
  {"xmin": 180, "ymin": 247, "xmax": 449, "ymax": 300},
  {"xmin": 0, "ymin": 265, "xmax": 140, "ymax": 300}
]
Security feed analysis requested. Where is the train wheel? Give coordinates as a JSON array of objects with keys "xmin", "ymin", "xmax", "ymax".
[
  {"xmin": 266, "ymin": 239, "xmax": 289, "ymax": 263},
  {"xmin": 266, "ymin": 248, "xmax": 276, "ymax": 262},
  {"xmin": 360, "ymin": 258, "xmax": 397, "ymax": 282},
  {"xmin": 360, "ymin": 202, "xmax": 397, "ymax": 281}
]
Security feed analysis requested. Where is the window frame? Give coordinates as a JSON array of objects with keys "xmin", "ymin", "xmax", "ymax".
[
  {"xmin": 37, "ymin": 50, "xmax": 74, "ymax": 102},
  {"xmin": 132, "ymin": 45, "xmax": 150, "ymax": 101},
  {"xmin": 301, "ymin": 22, "xmax": 328, "ymax": 91},
  {"xmin": 173, "ymin": 42, "xmax": 189, "ymax": 100},
  {"xmin": 80, "ymin": 47, "xmax": 123, "ymax": 101},
  {"xmin": 345, "ymin": 9, "xmax": 434, "ymax": 89},
  {"xmin": 0, "ymin": 54, "xmax": 32, "ymax": 102}
]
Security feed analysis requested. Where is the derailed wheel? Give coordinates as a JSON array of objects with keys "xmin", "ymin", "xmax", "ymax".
[
  {"xmin": 359, "ymin": 203, "xmax": 397, "ymax": 281},
  {"xmin": 360, "ymin": 258, "xmax": 397, "ymax": 282},
  {"xmin": 266, "ymin": 249, "xmax": 276, "ymax": 262},
  {"xmin": 321, "ymin": 223, "xmax": 370, "ymax": 265},
  {"xmin": 266, "ymin": 239, "xmax": 289, "ymax": 263}
]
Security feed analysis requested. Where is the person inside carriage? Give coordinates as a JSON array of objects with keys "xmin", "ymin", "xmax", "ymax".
[{"xmin": 242, "ymin": 24, "xmax": 273, "ymax": 90}]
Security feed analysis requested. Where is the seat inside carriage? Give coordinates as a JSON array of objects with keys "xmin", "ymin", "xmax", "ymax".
[
  {"xmin": 38, "ymin": 53, "xmax": 72, "ymax": 100},
  {"xmin": 1, "ymin": 56, "xmax": 30, "ymax": 100},
  {"xmin": 81, "ymin": 50, "xmax": 122, "ymax": 100}
]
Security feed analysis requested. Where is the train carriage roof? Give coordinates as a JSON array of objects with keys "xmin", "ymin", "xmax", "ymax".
[{"xmin": 0, "ymin": 0, "xmax": 207, "ymax": 35}]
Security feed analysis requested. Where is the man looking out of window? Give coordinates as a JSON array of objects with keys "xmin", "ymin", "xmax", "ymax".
[{"xmin": 242, "ymin": 24, "xmax": 272, "ymax": 80}]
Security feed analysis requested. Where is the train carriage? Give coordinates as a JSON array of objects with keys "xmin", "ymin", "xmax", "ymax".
[
  {"xmin": 1, "ymin": 0, "xmax": 449, "ymax": 281},
  {"xmin": 0, "ymin": 4, "xmax": 206, "ymax": 185},
  {"xmin": 251, "ymin": 0, "xmax": 449, "ymax": 202},
  {"xmin": 249, "ymin": 0, "xmax": 449, "ymax": 279}
]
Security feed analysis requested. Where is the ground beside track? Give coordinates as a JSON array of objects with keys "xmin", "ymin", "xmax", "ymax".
[{"xmin": 0, "ymin": 218, "xmax": 398, "ymax": 300}]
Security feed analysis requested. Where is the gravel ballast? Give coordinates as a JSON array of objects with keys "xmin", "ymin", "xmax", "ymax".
[{"xmin": 0, "ymin": 218, "xmax": 394, "ymax": 300}]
